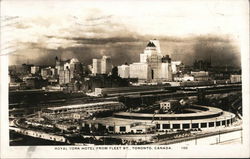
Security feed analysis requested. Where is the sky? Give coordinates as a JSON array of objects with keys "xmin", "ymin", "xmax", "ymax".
[{"xmin": 1, "ymin": 0, "xmax": 248, "ymax": 67}]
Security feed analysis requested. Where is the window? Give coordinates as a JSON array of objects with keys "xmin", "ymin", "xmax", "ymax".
[
  {"xmin": 108, "ymin": 126, "xmax": 114, "ymax": 131},
  {"xmin": 163, "ymin": 124, "xmax": 170, "ymax": 129},
  {"xmin": 216, "ymin": 121, "xmax": 220, "ymax": 126},
  {"xmin": 156, "ymin": 124, "xmax": 161, "ymax": 129},
  {"xmin": 120, "ymin": 126, "xmax": 126, "ymax": 132},
  {"xmin": 201, "ymin": 123, "xmax": 207, "ymax": 128},
  {"xmin": 209, "ymin": 122, "xmax": 214, "ymax": 127},
  {"xmin": 222, "ymin": 120, "xmax": 226, "ymax": 125},
  {"xmin": 183, "ymin": 124, "xmax": 190, "ymax": 129},
  {"xmin": 173, "ymin": 124, "xmax": 180, "ymax": 129},
  {"xmin": 85, "ymin": 124, "xmax": 89, "ymax": 128},
  {"xmin": 192, "ymin": 123, "xmax": 199, "ymax": 128}
]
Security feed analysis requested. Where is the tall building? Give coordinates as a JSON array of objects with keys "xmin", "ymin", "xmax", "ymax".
[
  {"xmin": 59, "ymin": 68, "xmax": 70, "ymax": 84},
  {"xmin": 57, "ymin": 57, "xmax": 83, "ymax": 85},
  {"xmin": 101, "ymin": 56, "xmax": 112, "ymax": 74},
  {"xmin": 92, "ymin": 59, "xmax": 102, "ymax": 75},
  {"xmin": 129, "ymin": 63, "xmax": 152, "ymax": 82},
  {"xmin": 55, "ymin": 56, "xmax": 64, "ymax": 75},
  {"xmin": 118, "ymin": 64, "xmax": 130, "ymax": 78},
  {"xmin": 92, "ymin": 56, "xmax": 112, "ymax": 75},
  {"xmin": 129, "ymin": 40, "xmax": 172, "ymax": 82}
]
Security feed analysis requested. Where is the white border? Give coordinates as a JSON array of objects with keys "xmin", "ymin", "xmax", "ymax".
[{"xmin": 1, "ymin": 0, "xmax": 249, "ymax": 158}]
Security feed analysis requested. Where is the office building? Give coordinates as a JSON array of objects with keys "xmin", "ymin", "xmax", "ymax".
[
  {"xmin": 101, "ymin": 56, "xmax": 112, "ymax": 74},
  {"xmin": 129, "ymin": 40, "xmax": 172, "ymax": 82},
  {"xmin": 129, "ymin": 63, "xmax": 152, "ymax": 82},
  {"xmin": 57, "ymin": 58, "xmax": 82, "ymax": 85},
  {"xmin": 118, "ymin": 64, "xmax": 130, "ymax": 78},
  {"xmin": 92, "ymin": 59, "xmax": 102, "ymax": 75},
  {"xmin": 92, "ymin": 56, "xmax": 112, "ymax": 75}
]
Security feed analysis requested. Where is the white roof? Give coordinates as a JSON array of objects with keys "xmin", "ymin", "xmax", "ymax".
[{"xmin": 46, "ymin": 101, "xmax": 120, "ymax": 111}]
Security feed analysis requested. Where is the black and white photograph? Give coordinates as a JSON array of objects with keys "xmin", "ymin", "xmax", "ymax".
[{"xmin": 0, "ymin": 0, "xmax": 249, "ymax": 158}]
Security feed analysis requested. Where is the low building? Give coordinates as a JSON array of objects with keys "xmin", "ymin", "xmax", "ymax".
[
  {"xmin": 94, "ymin": 85, "xmax": 165, "ymax": 97},
  {"xmin": 23, "ymin": 76, "xmax": 47, "ymax": 89},
  {"xmin": 31, "ymin": 66, "xmax": 40, "ymax": 74},
  {"xmin": 173, "ymin": 74, "xmax": 194, "ymax": 82},
  {"xmin": 42, "ymin": 101, "xmax": 126, "ymax": 115},
  {"xmin": 171, "ymin": 61, "xmax": 182, "ymax": 74},
  {"xmin": 230, "ymin": 74, "xmax": 241, "ymax": 83},
  {"xmin": 191, "ymin": 71, "xmax": 210, "ymax": 81},
  {"xmin": 160, "ymin": 100, "xmax": 179, "ymax": 113},
  {"xmin": 83, "ymin": 119, "xmax": 156, "ymax": 134},
  {"xmin": 41, "ymin": 67, "xmax": 53, "ymax": 79}
]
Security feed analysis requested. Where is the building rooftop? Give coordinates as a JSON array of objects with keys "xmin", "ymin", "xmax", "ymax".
[
  {"xmin": 146, "ymin": 42, "xmax": 156, "ymax": 47},
  {"xmin": 46, "ymin": 101, "xmax": 120, "ymax": 111}
]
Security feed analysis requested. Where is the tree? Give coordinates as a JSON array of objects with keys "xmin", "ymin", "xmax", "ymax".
[{"xmin": 111, "ymin": 66, "xmax": 118, "ymax": 78}]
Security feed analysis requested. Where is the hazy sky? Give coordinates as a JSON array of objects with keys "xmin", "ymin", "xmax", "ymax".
[{"xmin": 1, "ymin": 0, "xmax": 247, "ymax": 66}]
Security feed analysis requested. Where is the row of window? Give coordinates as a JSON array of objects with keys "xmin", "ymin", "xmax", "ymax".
[
  {"xmin": 17, "ymin": 130, "xmax": 65, "ymax": 142},
  {"xmin": 50, "ymin": 104, "xmax": 122, "ymax": 114},
  {"xmin": 156, "ymin": 119, "xmax": 233, "ymax": 129}
]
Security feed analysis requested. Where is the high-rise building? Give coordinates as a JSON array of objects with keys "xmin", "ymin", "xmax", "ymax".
[
  {"xmin": 101, "ymin": 56, "xmax": 112, "ymax": 74},
  {"xmin": 55, "ymin": 56, "xmax": 64, "ymax": 75},
  {"xmin": 59, "ymin": 67, "xmax": 70, "ymax": 84},
  {"xmin": 129, "ymin": 40, "xmax": 172, "ymax": 82},
  {"xmin": 92, "ymin": 56, "xmax": 112, "ymax": 75},
  {"xmin": 92, "ymin": 59, "xmax": 102, "ymax": 75},
  {"xmin": 57, "ymin": 57, "xmax": 82, "ymax": 85},
  {"xmin": 129, "ymin": 63, "xmax": 152, "ymax": 82},
  {"xmin": 118, "ymin": 64, "xmax": 130, "ymax": 78}
]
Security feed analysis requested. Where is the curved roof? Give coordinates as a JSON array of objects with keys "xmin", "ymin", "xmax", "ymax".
[{"xmin": 113, "ymin": 105, "xmax": 223, "ymax": 120}]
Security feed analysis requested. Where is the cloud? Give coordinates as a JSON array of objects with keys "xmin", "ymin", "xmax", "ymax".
[
  {"xmin": 9, "ymin": 34, "xmax": 240, "ymax": 69},
  {"xmin": 4, "ymin": 5, "xmax": 241, "ymax": 68}
]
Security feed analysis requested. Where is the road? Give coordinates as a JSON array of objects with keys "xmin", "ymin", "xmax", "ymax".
[{"xmin": 150, "ymin": 127, "xmax": 242, "ymax": 145}]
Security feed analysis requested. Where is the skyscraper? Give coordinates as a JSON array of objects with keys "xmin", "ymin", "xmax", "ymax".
[
  {"xmin": 92, "ymin": 59, "xmax": 102, "ymax": 75},
  {"xmin": 92, "ymin": 56, "xmax": 112, "ymax": 75},
  {"xmin": 129, "ymin": 40, "xmax": 172, "ymax": 82},
  {"xmin": 101, "ymin": 56, "xmax": 112, "ymax": 74}
]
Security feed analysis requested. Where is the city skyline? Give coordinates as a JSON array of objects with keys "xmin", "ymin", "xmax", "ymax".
[{"xmin": 2, "ymin": 0, "xmax": 244, "ymax": 67}]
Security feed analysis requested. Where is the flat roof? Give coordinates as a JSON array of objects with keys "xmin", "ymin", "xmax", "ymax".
[{"xmin": 46, "ymin": 101, "xmax": 120, "ymax": 111}]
